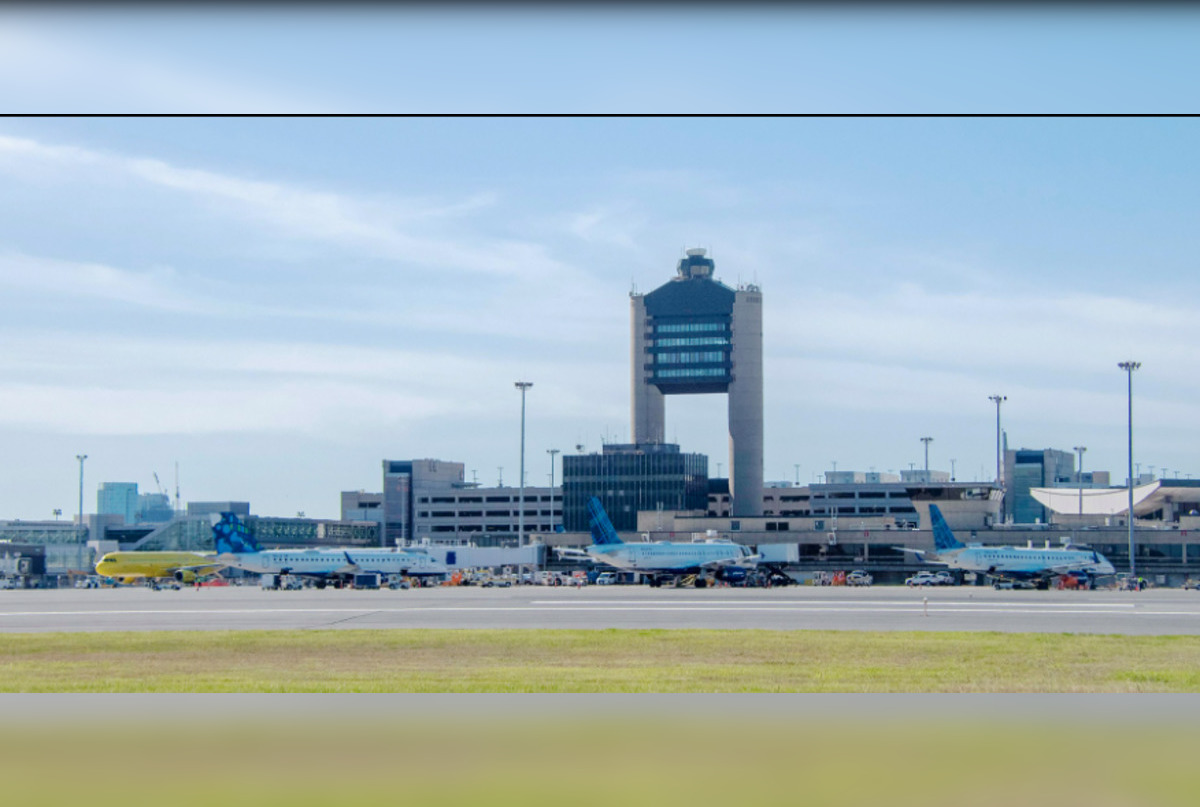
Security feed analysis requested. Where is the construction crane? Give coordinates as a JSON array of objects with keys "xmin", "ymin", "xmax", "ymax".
[{"xmin": 152, "ymin": 472, "xmax": 167, "ymax": 496}]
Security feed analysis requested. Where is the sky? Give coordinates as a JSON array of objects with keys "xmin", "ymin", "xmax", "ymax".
[{"xmin": 2, "ymin": 6, "xmax": 1200, "ymax": 520}]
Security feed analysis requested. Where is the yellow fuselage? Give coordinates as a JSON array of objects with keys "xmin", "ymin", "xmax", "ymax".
[{"xmin": 94, "ymin": 551, "xmax": 217, "ymax": 582}]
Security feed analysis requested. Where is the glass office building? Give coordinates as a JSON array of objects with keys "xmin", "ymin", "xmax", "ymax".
[{"xmin": 562, "ymin": 443, "xmax": 708, "ymax": 532}]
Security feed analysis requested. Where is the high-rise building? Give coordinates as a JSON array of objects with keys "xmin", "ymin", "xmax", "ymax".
[
  {"xmin": 1005, "ymin": 449, "xmax": 1074, "ymax": 524},
  {"xmin": 97, "ymin": 482, "xmax": 138, "ymax": 525},
  {"xmin": 562, "ymin": 442, "xmax": 708, "ymax": 532},
  {"xmin": 135, "ymin": 492, "xmax": 174, "ymax": 523},
  {"xmin": 631, "ymin": 248, "xmax": 763, "ymax": 515}
]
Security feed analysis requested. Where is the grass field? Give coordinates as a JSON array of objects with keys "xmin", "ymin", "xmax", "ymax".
[{"xmin": 4, "ymin": 628, "xmax": 1200, "ymax": 692}]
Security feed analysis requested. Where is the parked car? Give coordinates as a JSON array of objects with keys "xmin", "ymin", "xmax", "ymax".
[
  {"xmin": 905, "ymin": 572, "xmax": 941, "ymax": 587},
  {"xmin": 846, "ymin": 570, "xmax": 873, "ymax": 587},
  {"xmin": 595, "ymin": 572, "xmax": 618, "ymax": 586},
  {"xmin": 932, "ymin": 571, "xmax": 956, "ymax": 586}
]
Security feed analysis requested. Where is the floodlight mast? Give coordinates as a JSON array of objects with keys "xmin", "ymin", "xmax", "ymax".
[
  {"xmin": 1118, "ymin": 361, "xmax": 1141, "ymax": 577},
  {"xmin": 515, "ymin": 382, "xmax": 533, "ymax": 546}
]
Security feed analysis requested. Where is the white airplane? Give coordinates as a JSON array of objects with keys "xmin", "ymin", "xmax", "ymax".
[
  {"xmin": 898, "ymin": 504, "xmax": 1116, "ymax": 588},
  {"xmin": 211, "ymin": 513, "xmax": 447, "ymax": 588},
  {"xmin": 556, "ymin": 497, "xmax": 759, "ymax": 587}
]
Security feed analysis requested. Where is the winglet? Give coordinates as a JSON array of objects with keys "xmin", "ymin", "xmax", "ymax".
[
  {"xmin": 587, "ymin": 497, "xmax": 624, "ymax": 546},
  {"xmin": 928, "ymin": 504, "xmax": 965, "ymax": 551}
]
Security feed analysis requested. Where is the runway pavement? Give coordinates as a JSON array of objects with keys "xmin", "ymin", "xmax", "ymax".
[{"xmin": 2, "ymin": 584, "xmax": 1199, "ymax": 633}]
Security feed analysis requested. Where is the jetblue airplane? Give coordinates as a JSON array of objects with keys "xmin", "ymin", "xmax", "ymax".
[
  {"xmin": 898, "ymin": 504, "xmax": 1115, "ymax": 588},
  {"xmin": 556, "ymin": 497, "xmax": 759, "ymax": 587},
  {"xmin": 212, "ymin": 513, "xmax": 447, "ymax": 588}
]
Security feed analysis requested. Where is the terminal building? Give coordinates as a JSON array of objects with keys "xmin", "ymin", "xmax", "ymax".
[{"xmin": 382, "ymin": 459, "xmax": 560, "ymax": 547}]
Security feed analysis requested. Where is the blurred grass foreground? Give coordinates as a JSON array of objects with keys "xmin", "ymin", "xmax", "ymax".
[
  {"xmin": 3, "ymin": 628, "xmax": 1200, "ymax": 692},
  {"xmin": 0, "ymin": 702, "xmax": 1196, "ymax": 807}
]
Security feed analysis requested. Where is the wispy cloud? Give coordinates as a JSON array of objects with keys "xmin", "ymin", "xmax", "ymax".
[{"xmin": 0, "ymin": 134, "xmax": 572, "ymax": 282}]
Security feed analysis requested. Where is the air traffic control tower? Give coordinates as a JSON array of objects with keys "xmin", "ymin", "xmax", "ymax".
[{"xmin": 631, "ymin": 249, "xmax": 763, "ymax": 517}]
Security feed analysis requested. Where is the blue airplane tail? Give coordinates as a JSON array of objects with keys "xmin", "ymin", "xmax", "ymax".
[
  {"xmin": 928, "ymin": 504, "xmax": 965, "ymax": 551},
  {"xmin": 587, "ymin": 497, "xmax": 624, "ymax": 546},
  {"xmin": 213, "ymin": 512, "xmax": 260, "ymax": 554}
]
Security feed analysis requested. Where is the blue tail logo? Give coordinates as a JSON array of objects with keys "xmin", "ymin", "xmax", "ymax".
[
  {"xmin": 587, "ymin": 497, "xmax": 624, "ymax": 546},
  {"xmin": 929, "ymin": 504, "xmax": 965, "ymax": 551},
  {"xmin": 213, "ymin": 512, "xmax": 260, "ymax": 554}
]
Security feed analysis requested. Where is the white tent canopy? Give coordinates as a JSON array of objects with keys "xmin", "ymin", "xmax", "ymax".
[{"xmin": 1030, "ymin": 482, "xmax": 1161, "ymax": 516}]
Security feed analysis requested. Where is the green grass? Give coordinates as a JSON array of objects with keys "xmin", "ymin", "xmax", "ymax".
[{"xmin": 4, "ymin": 628, "xmax": 1200, "ymax": 692}]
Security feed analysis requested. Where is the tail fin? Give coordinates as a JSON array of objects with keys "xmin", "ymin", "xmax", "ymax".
[
  {"xmin": 212, "ymin": 512, "xmax": 260, "ymax": 554},
  {"xmin": 587, "ymin": 497, "xmax": 624, "ymax": 546},
  {"xmin": 928, "ymin": 504, "xmax": 965, "ymax": 551}
]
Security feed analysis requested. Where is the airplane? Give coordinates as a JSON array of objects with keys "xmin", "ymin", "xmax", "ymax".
[
  {"xmin": 896, "ymin": 504, "xmax": 1116, "ymax": 589},
  {"xmin": 211, "ymin": 512, "xmax": 447, "ymax": 588},
  {"xmin": 554, "ymin": 497, "xmax": 759, "ymax": 588},
  {"xmin": 94, "ymin": 551, "xmax": 223, "ymax": 586}
]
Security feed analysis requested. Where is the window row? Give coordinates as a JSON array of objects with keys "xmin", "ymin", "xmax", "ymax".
[
  {"xmin": 651, "ymin": 336, "xmax": 730, "ymax": 347},
  {"xmin": 653, "ymin": 351, "xmax": 726, "ymax": 364},
  {"xmin": 654, "ymin": 367, "xmax": 730, "ymax": 379},
  {"xmin": 653, "ymin": 321, "xmax": 728, "ymax": 334}
]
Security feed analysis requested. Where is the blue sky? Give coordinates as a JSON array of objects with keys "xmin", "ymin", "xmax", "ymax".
[{"xmin": 2, "ymin": 7, "xmax": 1199, "ymax": 519}]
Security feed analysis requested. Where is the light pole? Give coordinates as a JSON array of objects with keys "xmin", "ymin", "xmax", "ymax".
[
  {"xmin": 515, "ymin": 381, "xmax": 533, "ymax": 546},
  {"xmin": 794, "ymin": 464, "xmax": 800, "ymax": 486},
  {"xmin": 1074, "ymin": 446, "xmax": 1087, "ymax": 521},
  {"xmin": 75, "ymin": 454, "xmax": 87, "ymax": 539},
  {"xmin": 547, "ymin": 448, "xmax": 560, "ymax": 531},
  {"xmin": 988, "ymin": 394, "xmax": 1006, "ymax": 521},
  {"xmin": 950, "ymin": 459, "xmax": 957, "ymax": 482},
  {"xmin": 1118, "ymin": 361, "xmax": 1141, "ymax": 577},
  {"xmin": 920, "ymin": 437, "xmax": 933, "ymax": 478}
]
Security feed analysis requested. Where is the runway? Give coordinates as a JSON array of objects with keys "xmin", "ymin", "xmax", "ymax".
[{"xmin": 2, "ymin": 584, "xmax": 1199, "ymax": 633}]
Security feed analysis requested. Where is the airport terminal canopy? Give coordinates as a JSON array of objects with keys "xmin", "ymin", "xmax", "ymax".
[{"xmin": 1031, "ymin": 482, "xmax": 1163, "ymax": 516}]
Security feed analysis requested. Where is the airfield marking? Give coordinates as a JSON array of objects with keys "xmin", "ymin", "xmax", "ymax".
[
  {"xmin": 0, "ymin": 605, "xmax": 1169, "ymax": 618},
  {"xmin": 532, "ymin": 599, "xmax": 1140, "ymax": 609}
]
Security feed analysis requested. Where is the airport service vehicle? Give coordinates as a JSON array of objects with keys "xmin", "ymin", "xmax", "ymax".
[
  {"xmin": 846, "ymin": 570, "xmax": 873, "ymax": 587},
  {"xmin": 554, "ymin": 497, "xmax": 760, "ymax": 588},
  {"xmin": 212, "ymin": 512, "xmax": 448, "ymax": 588},
  {"xmin": 905, "ymin": 571, "xmax": 942, "ymax": 587},
  {"xmin": 595, "ymin": 572, "xmax": 618, "ymax": 585},
  {"xmin": 895, "ymin": 504, "xmax": 1115, "ymax": 590},
  {"xmin": 993, "ymin": 578, "xmax": 1036, "ymax": 590},
  {"xmin": 94, "ymin": 551, "xmax": 223, "ymax": 585}
]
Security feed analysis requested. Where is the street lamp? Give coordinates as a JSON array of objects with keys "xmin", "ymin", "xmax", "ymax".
[
  {"xmin": 988, "ymin": 394, "xmax": 1006, "ymax": 521},
  {"xmin": 1118, "ymin": 361, "xmax": 1141, "ymax": 577},
  {"xmin": 515, "ymin": 381, "xmax": 533, "ymax": 546},
  {"xmin": 75, "ymin": 454, "xmax": 88, "ymax": 540},
  {"xmin": 547, "ymin": 448, "xmax": 560, "ymax": 530},
  {"xmin": 1074, "ymin": 446, "xmax": 1087, "ymax": 521},
  {"xmin": 920, "ymin": 437, "xmax": 933, "ymax": 478}
]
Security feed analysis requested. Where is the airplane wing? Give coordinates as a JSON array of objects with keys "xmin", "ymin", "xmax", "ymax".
[
  {"xmin": 893, "ymin": 546, "xmax": 932, "ymax": 560},
  {"xmin": 168, "ymin": 562, "xmax": 225, "ymax": 576},
  {"xmin": 699, "ymin": 554, "xmax": 761, "ymax": 571},
  {"xmin": 333, "ymin": 551, "xmax": 361, "ymax": 576}
]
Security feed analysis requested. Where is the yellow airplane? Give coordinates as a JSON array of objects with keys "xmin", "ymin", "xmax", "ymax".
[{"xmin": 94, "ymin": 551, "xmax": 224, "ymax": 585}]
